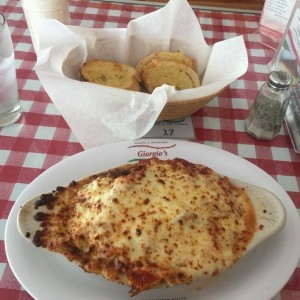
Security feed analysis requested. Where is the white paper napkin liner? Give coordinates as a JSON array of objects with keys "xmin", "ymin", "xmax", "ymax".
[
  {"xmin": 37, "ymin": 68, "xmax": 171, "ymax": 149},
  {"xmin": 125, "ymin": 0, "xmax": 211, "ymax": 75}
]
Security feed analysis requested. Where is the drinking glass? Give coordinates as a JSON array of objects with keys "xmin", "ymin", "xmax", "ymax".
[
  {"xmin": 0, "ymin": 13, "xmax": 21, "ymax": 127},
  {"xmin": 21, "ymin": 0, "xmax": 69, "ymax": 54}
]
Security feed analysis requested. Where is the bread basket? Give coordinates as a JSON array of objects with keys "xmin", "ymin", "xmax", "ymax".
[{"xmin": 157, "ymin": 90, "xmax": 223, "ymax": 121}]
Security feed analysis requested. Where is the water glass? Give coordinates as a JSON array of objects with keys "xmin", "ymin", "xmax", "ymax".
[
  {"xmin": 0, "ymin": 13, "xmax": 21, "ymax": 127},
  {"xmin": 21, "ymin": 0, "xmax": 69, "ymax": 54}
]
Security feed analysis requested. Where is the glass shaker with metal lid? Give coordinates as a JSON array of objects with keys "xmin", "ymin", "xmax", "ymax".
[{"xmin": 245, "ymin": 71, "xmax": 292, "ymax": 140}]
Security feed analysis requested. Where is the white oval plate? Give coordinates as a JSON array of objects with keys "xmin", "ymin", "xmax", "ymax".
[{"xmin": 5, "ymin": 139, "xmax": 300, "ymax": 300}]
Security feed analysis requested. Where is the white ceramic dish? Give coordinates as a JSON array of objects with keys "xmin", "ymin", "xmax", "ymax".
[
  {"xmin": 17, "ymin": 171, "xmax": 286, "ymax": 258},
  {"xmin": 5, "ymin": 139, "xmax": 300, "ymax": 300}
]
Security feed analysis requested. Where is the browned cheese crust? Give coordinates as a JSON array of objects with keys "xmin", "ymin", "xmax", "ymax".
[{"xmin": 32, "ymin": 157, "xmax": 256, "ymax": 296}]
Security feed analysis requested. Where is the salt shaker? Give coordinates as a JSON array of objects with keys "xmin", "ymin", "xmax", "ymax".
[{"xmin": 245, "ymin": 71, "xmax": 292, "ymax": 140}]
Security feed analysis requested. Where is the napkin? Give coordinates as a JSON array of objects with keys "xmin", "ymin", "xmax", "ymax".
[{"xmin": 35, "ymin": 0, "xmax": 248, "ymax": 150}]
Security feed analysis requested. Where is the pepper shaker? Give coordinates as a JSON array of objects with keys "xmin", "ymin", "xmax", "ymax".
[{"xmin": 245, "ymin": 71, "xmax": 292, "ymax": 140}]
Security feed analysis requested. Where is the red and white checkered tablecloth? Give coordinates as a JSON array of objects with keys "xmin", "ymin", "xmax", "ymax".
[{"xmin": 0, "ymin": 0, "xmax": 299, "ymax": 299}]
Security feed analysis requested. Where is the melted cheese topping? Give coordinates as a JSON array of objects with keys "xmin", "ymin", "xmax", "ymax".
[{"xmin": 33, "ymin": 158, "xmax": 256, "ymax": 296}]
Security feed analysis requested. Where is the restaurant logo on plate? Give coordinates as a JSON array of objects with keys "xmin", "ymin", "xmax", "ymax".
[{"xmin": 128, "ymin": 141, "xmax": 176, "ymax": 161}]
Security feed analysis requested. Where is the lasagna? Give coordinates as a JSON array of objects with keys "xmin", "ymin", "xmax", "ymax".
[{"xmin": 29, "ymin": 157, "xmax": 256, "ymax": 296}]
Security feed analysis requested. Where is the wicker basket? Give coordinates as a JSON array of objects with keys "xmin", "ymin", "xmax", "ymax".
[{"xmin": 157, "ymin": 90, "xmax": 223, "ymax": 121}]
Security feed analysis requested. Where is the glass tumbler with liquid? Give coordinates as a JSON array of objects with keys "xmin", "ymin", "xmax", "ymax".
[{"xmin": 0, "ymin": 13, "xmax": 21, "ymax": 127}]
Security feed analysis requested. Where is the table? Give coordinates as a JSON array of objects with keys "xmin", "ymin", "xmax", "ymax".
[
  {"xmin": 0, "ymin": 0, "xmax": 299, "ymax": 299},
  {"xmin": 123, "ymin": 0, "xmax": 265, "ymax": 11}
]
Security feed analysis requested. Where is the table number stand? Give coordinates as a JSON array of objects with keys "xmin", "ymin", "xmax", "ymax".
[{"xmin": 256, "ymin": 0, "xmax": 296, "ymax": 50}]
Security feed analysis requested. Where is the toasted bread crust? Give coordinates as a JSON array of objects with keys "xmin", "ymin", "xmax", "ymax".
[
  {"xmin": 141, "ymin": 60, "xmax": 200, "ymax": 93},
  {"xmin": 136, "ymin": 51, "xmax": 196, "ymax": 81},
  {"xmin": 80, "ymin": 60, "xmax": 141, "ymax": 91},
  {"xmin": 80, "ymin": 52, "xmax": 200, "ymax": 93}
]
